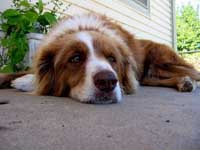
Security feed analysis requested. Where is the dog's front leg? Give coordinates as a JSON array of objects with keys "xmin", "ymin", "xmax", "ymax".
[
  {"xmin": 11, "ymin": 74, "xmax": 35, "ymax": 92},
  {"xmin": 141, "ymin": 76, "xmax": 197, "ymax": 92}
]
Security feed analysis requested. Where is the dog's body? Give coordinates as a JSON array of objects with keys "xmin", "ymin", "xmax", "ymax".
[{"xmin": 0, "ymin": 14, "xmax": 200, "ymax": 104}]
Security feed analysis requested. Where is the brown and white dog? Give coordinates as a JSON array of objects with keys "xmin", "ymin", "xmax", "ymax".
[{"xmin": 0, "ymin": 14, "xmax": 200, "ymax": 104}]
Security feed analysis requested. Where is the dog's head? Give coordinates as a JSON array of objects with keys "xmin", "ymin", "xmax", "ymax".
[{"xmin": 35, "ymin": 14, "xmax": 138, "ymax": 104}]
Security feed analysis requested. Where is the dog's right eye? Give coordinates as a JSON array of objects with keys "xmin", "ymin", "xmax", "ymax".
[
  {"xmin": 107, "ymin": 56, "xmax": 116, "ymax": 63},
  {"xmin": 69, "ymin": 53, "xmax": 83, "ymax": 63}
]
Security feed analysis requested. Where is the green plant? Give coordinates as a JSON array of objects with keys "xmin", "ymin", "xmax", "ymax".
[
  {"xmin": 180, "ymin": 52, "xmax": 200, "ymax": 71},
  {"xmin": 0, "ymin": 0, "xmax": 60, "ymax": 72},
  {"xmin": 176, "ymin": 4, "xmax": 200, "ymax": 51}
]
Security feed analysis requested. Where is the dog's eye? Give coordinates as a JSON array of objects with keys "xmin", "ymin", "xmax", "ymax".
[
  {"xmin": 69, "ymin": 53, "xmax": 83, "ymax": 63},
  {"xmin": 107, "ymin": 56, "xmax": 116, "ymax": 63}
]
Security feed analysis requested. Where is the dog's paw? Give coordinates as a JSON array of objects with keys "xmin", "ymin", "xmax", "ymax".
[
  {"xmin": 11, "ymin": 74, "xmax": 35, "ymax": 92},
  {"xmin": 177, "ymin": 76, "xmax": 197, "ymax": 92}
]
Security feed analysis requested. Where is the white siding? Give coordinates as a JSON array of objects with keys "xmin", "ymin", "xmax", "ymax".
[
  {"xmin": 0, "ymin": 0, "xmax": 12, "ymax": 12},
  {"xmin": 0, "ymin": 0, "xmax": 173, "ymax": 46},
  {"xmin": 57, "ymin": 0, "xmax": 173, "ymax": 46}
]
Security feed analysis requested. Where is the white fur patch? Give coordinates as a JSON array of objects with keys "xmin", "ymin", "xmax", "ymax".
[
  {"xmin": 115, "ymin": 82, "xmax": 123, "ymax": 102},
  {"xmin": 11, "ymin": 74, "xmax": 35, "ymax": 92},
  {"xmin": 76, "ymin": 32, "xmax": 93, "ymax": 51},
  {"xmin": 70, "ymin": 32, "xmax": 122, "ymax": 102},
  {"xmin": 43, "ymin": 14, "xmax": 126, "ymax": 48}
]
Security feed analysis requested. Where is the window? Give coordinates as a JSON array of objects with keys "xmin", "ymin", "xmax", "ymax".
[
  {"xmin": 122, "ymin": 0, "xmax": 150, "ymax": 14},
  {"xmin": 134, "ymin": 0, "xmax": 148, "ymax": 9}
]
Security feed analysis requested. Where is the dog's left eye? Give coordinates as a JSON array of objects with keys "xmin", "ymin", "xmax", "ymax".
[
  {"xmin": 107, "ymin": 56, "xmax": 116, "ymax": 63},
  {"xmin": 69, "ymin": 53, "xmax": 83, "ymax": 63}
]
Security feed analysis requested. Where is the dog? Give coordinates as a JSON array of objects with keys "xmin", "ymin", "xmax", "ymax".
[{"xmin": 0, "ymin": 13, "xmax": 200, "ymax": 104}]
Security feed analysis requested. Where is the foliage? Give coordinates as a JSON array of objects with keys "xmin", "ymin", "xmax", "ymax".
[
  {"xmin": 0, "ymin": 0, "xmax": 61, "ymax": 72},
  {"xmin": 176, "ymin": 4, "xmax": 200, "ymax": 51},
  {"xmin": 180, "ymin": 52, "xmax": 200, "ymax": 71}
]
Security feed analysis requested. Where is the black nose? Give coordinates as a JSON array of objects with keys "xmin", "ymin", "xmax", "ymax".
[{"xmin": 93, "ymin": 70, "xmax": 117, "ymax": 92}]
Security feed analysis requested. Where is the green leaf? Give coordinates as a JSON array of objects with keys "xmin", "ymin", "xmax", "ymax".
[
  {"xmin": 0, "ymin": 64, "xmax": 13, "ymax": 73},
  {"xmin": 10, "ymin": 37, "xmax": 28, "ymax": 64},
  {"xmin": 1, "ymin": 24, "xmax": 9, "ymax": 32},
  {"xmin": 38, "ymin": 0, "xmax": 43, "ymax": 14},
  {"xmin": 0, "ymin": 38, "xmax": 9, "ymax": 48},
  {"xmin": 2, "ymin": 9, "xmax": 20, "ymax": 17},
  {"xmin": 24, "ymin": 11, "xmax": 38, "ymax": 23},
  {"xmin": 7, "ymin": 15, "xmax": 22, "ymax": 25},
  {"xmin": 43, "ymin": 12, "xmax": 57, "ymax": 25},
  {"xmin": 20, "ymin": 0, "xmax": 31, "ymax": 8},
  {"xmin": 37, "ymin": 15, "xmax": 48, "ymax": 26}
]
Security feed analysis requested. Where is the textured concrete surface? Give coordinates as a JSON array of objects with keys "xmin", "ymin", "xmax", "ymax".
[{"xmin": 0, "ymin": 87, "xmax": 200, "ymax": 150}]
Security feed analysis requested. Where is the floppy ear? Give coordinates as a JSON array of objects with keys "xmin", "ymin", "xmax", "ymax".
[
  {"xmin": 121, "ymin": 56, "xmax": 139, "ymax": 94},
  {"xmin": 117, "ymin": 43, "xmax": 139, "ymax": 94},
  {"xmin": 34, "ymin": 46, "xmax": 57, "ymax": 96},
  {"xmin": 35, "ymin": 43, "xmax": 70, "ymax": 97}
]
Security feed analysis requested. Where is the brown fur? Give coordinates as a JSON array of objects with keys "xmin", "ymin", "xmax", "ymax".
[
  {"xmin": 35, "ymin": 34, "xmax": 88, "ymax": 96},
  {"xmin": 0, "ymin": 71, "xmax": 31, "ymax": 89}
]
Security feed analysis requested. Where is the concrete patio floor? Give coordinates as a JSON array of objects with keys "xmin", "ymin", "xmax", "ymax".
[{"xmin": 0, "ymin": 86, "xmax": 200, "ymax": 150}]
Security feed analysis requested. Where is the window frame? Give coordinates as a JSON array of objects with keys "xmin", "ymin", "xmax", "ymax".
[{"xmin": 121, "ymin": 0, "xmax": 150, "ymax": 15}]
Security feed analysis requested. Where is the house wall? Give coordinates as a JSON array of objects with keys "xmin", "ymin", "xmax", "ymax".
[
  {"xmin": 0, "ymin": 0, "xmax": 12, "ymax": 12},
  {"xmin": 0, "ymin": 0, "xmax": 174, "ymax": 47},
  {"xmin": 56, "ymin": 0, "xmax": 174, "ymax": 47}
]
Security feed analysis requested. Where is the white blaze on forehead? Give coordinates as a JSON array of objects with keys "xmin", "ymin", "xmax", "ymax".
[
  {"xmin": 76, "ymin": 32, "xmax": 93, "ymax": 53},
  {"xmin": 76, "ymin": 31, "xmax": 114, "ymax": 72}
]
